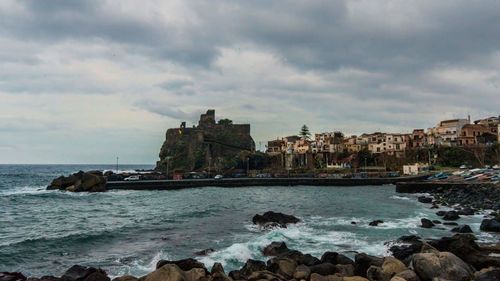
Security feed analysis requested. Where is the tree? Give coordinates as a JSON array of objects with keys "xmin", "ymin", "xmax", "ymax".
[
  {"xmin": 218, "ymin": 118, "xmax": 233, "ymax": 125},
  {"xmin": 299, "ymin": 124, "xmax": 311, "ymax": 139}
]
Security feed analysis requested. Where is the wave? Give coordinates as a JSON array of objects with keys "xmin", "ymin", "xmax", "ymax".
[{"xmin": 0, "ymin": 185, "xmax": 52, "ymax": 196}]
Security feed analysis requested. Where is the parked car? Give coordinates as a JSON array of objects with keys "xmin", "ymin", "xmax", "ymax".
[
  {"xmin": 214, "ymin": 174, "xmax": 223, "ymax": 180},
  {"xmin": 124, "ymin": 175, "xmax": 140, "ymax": 181}
]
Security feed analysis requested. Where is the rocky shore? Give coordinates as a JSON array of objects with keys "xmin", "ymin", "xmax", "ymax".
[
  {"xmin": 47, "ymin": 171, "xmax": 107, "ymax": 192},
  {"xmin": 3, "ymin": 212, "xmax": 499, "ymax": 281}
]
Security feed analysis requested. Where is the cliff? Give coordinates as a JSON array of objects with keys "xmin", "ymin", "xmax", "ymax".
[{"xmin": 156, "ymin": 109, "xmax": 255, "ymax": 173}]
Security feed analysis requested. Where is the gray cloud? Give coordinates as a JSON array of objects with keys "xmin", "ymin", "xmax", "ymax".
[{"xmin": 0, "ymin": 0, "xmax": 499, "ymax": 163}]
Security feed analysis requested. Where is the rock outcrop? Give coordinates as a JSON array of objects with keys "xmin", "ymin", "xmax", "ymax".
[
  {"xmin": 252, "ymin": 211, "xmax": 300, "ymax": 228},
  {"xmin": 47, "ymin": 171, "xmax": 106, "ymax": 192}
]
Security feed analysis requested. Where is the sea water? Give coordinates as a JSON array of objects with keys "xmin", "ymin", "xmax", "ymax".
[{"xmin": 0, "ymin": 165, "xmax": 496, "ymax": 277}]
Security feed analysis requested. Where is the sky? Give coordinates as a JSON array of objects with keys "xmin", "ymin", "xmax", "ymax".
[{"xmin": 0, "ymin": 0, "xmax": 499, "ymax": 164}]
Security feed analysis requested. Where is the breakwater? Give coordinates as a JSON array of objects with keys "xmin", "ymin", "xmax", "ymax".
[
  {"xmin": 106, "ymin": 175, "xmax": 429, "ymax": 190},
  {"xmin": 395, "ymin": 181, "xmax": 499, "ymax": 193}
]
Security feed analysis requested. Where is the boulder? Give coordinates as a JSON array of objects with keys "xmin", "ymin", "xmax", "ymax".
[
  {"xmin": 144, "ymin": 264, "xmax": 185, "ymax": 281},
  {"xmin": 47, "ymin": 171, "xmax": 106, "ymax": 192},
  {"xmin": 210, "ymin": 263, "xmax": 225, "ymax": 275},
  {"xmin": 343, "ymin": 277, "xmax": 369, "ymax": 281},
  {"xmin": 183, "ymin": 268, "xmax": 206, "ymax": 281},
  {"xmin": 369, "ymin": 220, "xmax": 384, "ymax": 226},
  {"xmin": 474, "ymin": 267, "xmax": 500, "ymax": 281},
  {"xmin": 394, "ymin": 270, "xmax": 420, "ymax": 281},
  {"xmin": 83, "ymin": 272, "xmax": 109, "ymax": 281},
  {"xmin": 428, "ymin": 234, "xmax": 500, "ymax": 269},
  {"xmin": 252, "ymin": 211, "xmax": 300, "ymax": 227},
  {"xmin": 111, "ymin": 276, "xmax": 138, "ymax": 281},
  {"xmin": 194, "ymin": 248, "xmax": 215, "ymax": 256},
  {"xmin": 227, "ymin": 271, "xmax": 243, "ymax": 281},
  {"xmin": 354, "ymin": 253, "xmax": 383, "ymax": 277},
  {"xmin": 0, "ymin": 273, "xmax": 26, "ymax": 281},
  {"xmin": 278, "ymin": 250, "xmax": 320, "ymax": 266},
  {"xmin": 411, "ymin": 251, "xmax": 474, "ymax": 281},
  {"xmin": 366, "ymin": 257, "xmax": 407, "ymax": 281},
  {"xmin": 156, "ymin": 259, "xmax": 207, "ymax": 273},
  {"xmin": 417, "ymin": 196, "xmax": 433, "ymax": 204},
  {"xmin": 458, "ymin": 208, "xmax": 475, "ymax": 216},
  {"xmin": 435, "ymin": 211, "xmax": 446, "ymax": 217},
  {"xmin": 432, "ymin": 220, "xmax": 441, "ymax": 224},
  {"xmin": 420, "ymin": 219, "xmax": 434, "ymax": 228},
  {"xmin": 293, "ymin": 264, "xmax": 311, "ymax": 280},
  {"xmin": 451, "ymin": 225, "xmax": 473, "ymax": 233},
  {"xmin": 61, "ymin": 266, "xmax": 107, "ymax": 281},
  {"xmin": 442, "ymin": 211, "xmax": 460, "ymax": 221},
  {"xmin": 320, "ymin": 252, "xmax": 354, "ymax": 265},
  {"xmin": 262, "ymin": 241, "xmax": 289, "ymax": 256},
  {"xmin": 443, "ymin": 222, "xmax": 458, "ymax": 226},
  {"xmin": 335, "ymin": 264, "xmax": 355, "ymax": 277},
  {"xmin": 266, "ymin": 257, "xmax": 297, "ymax": 279},
  {"xmin": 309, "ymin": 263, "xmax": 337, "ymax": 276},
  {"xmin": 480, "ymin": 219, "xmax": 500, "ymax": 232},
  {"xmin": 240, "ymin": 259, "xmax": 267, "ymax": 276},
  {"xmin": 246, "ymin": 270, "xmax": 284, "ymax": 281}
]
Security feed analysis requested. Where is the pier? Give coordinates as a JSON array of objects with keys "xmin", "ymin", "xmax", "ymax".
[{"xmin": 106, "ymin": 175, "xmax": 429, "ymax": 190}]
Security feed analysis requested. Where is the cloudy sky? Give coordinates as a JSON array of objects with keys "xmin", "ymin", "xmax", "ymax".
[{"xmin": 1, "ymin": 0, "xmax": 499, "ymax": 164}]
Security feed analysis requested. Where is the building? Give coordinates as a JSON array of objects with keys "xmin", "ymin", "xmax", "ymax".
[
  {"xmin": 458, "ymin": 124, "xmax": 490, "ymax": 146},
  {"xmin": 474, "ymin": 116, "xmax": 500, "ymax": 135},
  {"xmin": 410, "ymin": 129, "xmax": 427, "ymax": 148},
  {"xmin": 385, "ymin": 133, "xmax": 408, "ymax": 157},
  {"xmin": 428, "ymin": 118, "xmax": 470, "ymax": 146}
]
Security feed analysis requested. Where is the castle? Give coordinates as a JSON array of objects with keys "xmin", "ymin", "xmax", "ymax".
[{"xmin": 156, "ymin": 110, "xmax": 255, "ymax": 172}]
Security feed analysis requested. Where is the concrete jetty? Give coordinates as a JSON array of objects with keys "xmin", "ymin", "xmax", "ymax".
[{"xmin": 106, "ymin": 175, "xmax": 429, "ymax": 190}]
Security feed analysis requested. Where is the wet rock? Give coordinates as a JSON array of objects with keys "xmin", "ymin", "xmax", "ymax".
[
  {"xmin": 262, "ymin": 241, "xmax": 289, "ymax": 256},
  {"xmin": 61, "ymin": 265, "xmax": 106, "ymax": 281},
  {"xmin": 194, "ymin": 248, "xmax": 215, "ymax": 256},
  {"xmin": 480, "ymin": 219, "xmax": 500, "ymax": 232},
  {"xmin": 0, "ymin": 273, "xmax": 26, "ymax": 281},
  {"xmin": 458, "ymin": 208, "xmax": 475, "ymax": 216},
  {"xmin": 48, "ymin": 171, "xmax": 106, "ymax": 192},
  {"xmin": 309, "ymin": 263, "xmax": 337, "ymax": 276},
  {"xmin": 451, "ymin": 225, "xmax": 473, "ymax": 233},
  {"xmin": 293, "ymin": 264, "xmax": 311, "ymax": 280},
  {"xmin": 417, "ymin": 196, "xmax": 433, "ymax": 204},
  {"xmin": 435, "ymin": 211, "xmax": 446, "ymax": 217},
  {"xmin": 420, "ymin": 219, "xmax": 434, "ymax": 228},
  {"xmin": 156, "ymin": 259, "xmax": 207, "ymax": 273},
  {"xmin": 432, "ymin": 220, "xmax": 441, "ymax": 224},
  {"xmin": 320, "ymin": 252, "xmax": 355, "ymax": 265},
  {"xmin": 369, "ymin": 220, "xmax": 384, "ymax": 226},
  {"xmin": 366, "ymin": 257, "xmax": 407, "ymax": 281},
  {"xmin": 442, "ymin": 211, "xmax": 460, "ymax": 221},
  {"xmin": 354, "ymin": 253, "xmax": 383, "ymax": 277},
  {"xmin": 411, "ymin": 251, "xmax": 474, "ymax": 281},
  {"xmin": 443, "ymin": 222, "xmax": 458, "ymax": 226},
  {"xmin": 252, "ymin": 211, "xmax": 300, "ymax": 227},
  {"xmin": 240, "ymin": 259, "xmax": 267, "ymax": 276}
]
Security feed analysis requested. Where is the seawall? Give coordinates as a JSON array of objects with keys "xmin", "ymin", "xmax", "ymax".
[
  {"xmin": 396, "ymin": 181, "xmax": 499, "ymax": 193},
  {"xmin": 106, "ymin": 175, "xmax": 429, "ymax": 190}
]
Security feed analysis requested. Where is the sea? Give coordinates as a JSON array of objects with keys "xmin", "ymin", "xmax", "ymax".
[{"xmin": 0, "ymin": 164, "xmax": 497, "ymax": 277}]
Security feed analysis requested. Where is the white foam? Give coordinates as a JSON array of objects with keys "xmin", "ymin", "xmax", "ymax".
[
  {"xmin": 0, "ymin": 185, "xmax": 51, "ymax": 196},
  {"xmin": 390, "ymin": 195, "xmax": 411, "ymax": 201}
]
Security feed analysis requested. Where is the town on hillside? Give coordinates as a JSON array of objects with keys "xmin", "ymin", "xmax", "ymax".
[{"xmin": 150, "ymin": 110, "xmax": 500, "ymax": 180}]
